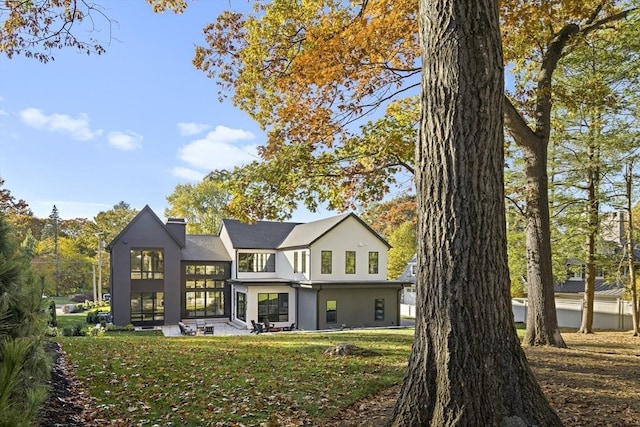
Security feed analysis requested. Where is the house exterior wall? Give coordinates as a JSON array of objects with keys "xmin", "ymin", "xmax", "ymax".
[
  {"xmin": 316, "ymin": 286, "xmax": 401, "ymax": 330},
  {"xmin": 280, "ymin": 248, "xmax": 310, "ymax": 281},
  {"xmin": 309, "ymin": 216, "xmax": 388, "ymax": 281},
  {"xmin": 218, "ymin": 227, "xmax": 235, "ymax": 277},
  {"xmin": 245, "ymin": 284, "xmax": 296, "ymax": 328},
  {"xmin": 296, "ymin": 287, "xmax": 319, "ymax": 330},
  {"xmin": 109, "ymin": 210, "xmax": 182, "ymax": 327}
]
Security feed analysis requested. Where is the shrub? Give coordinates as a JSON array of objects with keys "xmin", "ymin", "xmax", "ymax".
[
  {"xmin": 124, "ymin": 324, "xmax": 135, "ymax": 331},
  {"xmin": 47, "ymin": 300, "xmax": 57, "ymax": 327},
  {"xmin": 88, "ymin": 325, "xmax": 105, "ymax": 337},
  {"xmin": 85, "ymin": 307, "xmax": 111, "ymax": 324},
  {"xmin": 45, "ymin": 327, "xmax": 58, "ymax": 337},
  {"xmin": 71, "ymin": 293, "xmax": 93, "ymax": 303},
  {"xmin": 62, "ymin": 323, "xmax": 87, "ymax": 337}
]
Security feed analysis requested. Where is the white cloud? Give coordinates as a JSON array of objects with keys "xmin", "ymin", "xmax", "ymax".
[
  {"xmin": 0, "ymin": 109, "xmax": 7, "ymax": 116},
  {"xmin": 19, "ymin": 107, "xmax": 102, "ymax": 141},
  {"xmin": 170, "ymin": 167, "xmax": 205, "ymax": 181},
  {"xmin": 107, "ymin": 131, "xmax": 143, "ymax": 151},
  {"xmin": 177, "ymin": 122, "xmax": 210, "ymax": 136},
  {"xmin": 178, "ymin": 125, "xmax": 258, "ymax": 170}
]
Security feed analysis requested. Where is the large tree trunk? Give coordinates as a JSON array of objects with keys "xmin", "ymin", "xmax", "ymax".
[
  {"xmin": 389, "ymin": 0, "xmax": 561, "ymax": 425},
  {"xmin": 626, "ymin": 163, "xmax": 639, "ymax": 336},
  {"xmin": 578, "ymin": 152, "xmax": 599, "ymax": 334},
  {"xmin": 520, "ymin": 140, "xmax": 567, "ymax": 347}
]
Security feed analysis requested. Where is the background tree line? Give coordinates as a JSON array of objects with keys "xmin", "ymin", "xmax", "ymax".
[{"xmin": 1, "ymin": 180, "xmax": 137, "ymax": 298}]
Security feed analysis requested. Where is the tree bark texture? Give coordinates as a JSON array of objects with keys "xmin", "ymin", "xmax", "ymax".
[
  {"xmin": 578, "ymin": 142, "xmax": 600, "ymax": 334},
  {"xmin": 389, "ymin": 0, "xmax": 561, "ymax": 425},
  {"xmin": 521, "ymin": 140, "xmax": 566, "ymax": 347},
  {"xmin": 625, "ymin": 163, "xmax": 639, "ymax": 336}
]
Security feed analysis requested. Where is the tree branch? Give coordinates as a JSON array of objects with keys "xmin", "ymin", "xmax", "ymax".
[{"xmin": 503, "ymin": 95, "xmax": 540, "ymax": 149}]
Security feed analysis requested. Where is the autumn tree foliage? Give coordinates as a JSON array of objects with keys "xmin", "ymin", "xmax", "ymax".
[
  {"xmin": 360, "ymin": 195, "xmax": 416, "ymax": 239},
  {"xmin": 0, "ymin": 0, "xmax": 192, "ymax": 62},
  {"xmin": 194, "ymin": 0, "xmax": 637, "ymax": 348},
  {"xmin": 194, "ymin": 0, "xmax": 420, "ymax": 220}
]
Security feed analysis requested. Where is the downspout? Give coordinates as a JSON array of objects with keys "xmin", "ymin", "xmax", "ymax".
[
  {"xmin": 397, "ymin": 285, "xmax": 402, "ymax": 327},
  {"xmin": 316, "ymin": 285, "xmax": 323, "ymax": 331}
]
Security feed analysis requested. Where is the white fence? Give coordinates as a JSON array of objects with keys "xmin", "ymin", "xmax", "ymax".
[
  {"xmin": 512, "ymin": 298, "xmax": 634, "ymax": 330},
  {"xmin": 402, "ymin": 298, "xmax": 635, "ymax": 330}
]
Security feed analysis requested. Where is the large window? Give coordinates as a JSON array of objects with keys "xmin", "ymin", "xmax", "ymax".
[
  {"xmin": 326, "ymin": 300, "xmax": 337, "ymax": 324},
  {"xmin": 257, "ymin": 293, "xmax": 289, "ymax": 323},
  {"xmin": 184, "ymin": 263, "xmax": 225, "ymax": 318},
  {"xmin": 130, "ymin": 250, "xmax": 164, "ymax": 279},
  {"xmin": 236, "ymin": 292, "xmax": 247, "ymax": 321},
  {"xmin": 130, "ymin": 292, "xmax": 164, "ymax": 322},
  {"xmin": 186, "ymin": 279, "xmax": 224, "ymax": 289},
  {"xmin": 185, "ymin": 291, "xmax": 224, "ymax": 317},
  {"xmin": 238, "ymin": 253, "xmax": 275, "ymax": 272},
  {"xmin": 321, "ymin": 250, "xmax": 332, "ymax": 274},
  {"xmin": 368, "ymin": 251, "xmax": 379, "ymax": 274},
  {"xmin": 186, "ymin": 265, "xmax": 225, "ymax": 275},
  {"xmin": 345, "ymin": 251, "xmax": 356, "ymax": 274}
]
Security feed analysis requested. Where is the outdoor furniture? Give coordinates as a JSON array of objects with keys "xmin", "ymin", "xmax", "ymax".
[
  {"xmin": 281, "ymin": 323, "xmax": 295, "ymax": 331},
  {"xmin": 204, "ymin": 323, "xmax": 215, "ymax": 335},
  {"xmin": 196, "ymin": 319, "xmax": 206, "ymax": 333},
  {"xmin": 262, "ymin": 318, "xmax": 282, "ymax": 333},
  {"xmin": 179, "ymin": 322, "xmax": 196, "ymax": 336},
  {"xmin": 250, "ymin": 320, "xmax": 265, "ymax": 334}
]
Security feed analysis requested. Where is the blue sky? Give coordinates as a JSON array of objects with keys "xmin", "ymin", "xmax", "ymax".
[{"xmin": 0, "ymin": 0, "xmax": 336, "ymax": 222}]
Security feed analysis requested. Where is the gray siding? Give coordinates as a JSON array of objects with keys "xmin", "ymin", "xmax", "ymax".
[
  {"xmin": 296, "ymin": 288, "xmax": 319, "ymax": 330},
  {"xmin": 109, "ymin": 209, "xmax": 183, "ymax": 326},
  {"xmin": 317, "ymin": 287, "xmax": 401, "ymax": 330}
]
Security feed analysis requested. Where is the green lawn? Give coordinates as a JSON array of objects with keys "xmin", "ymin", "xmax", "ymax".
[
  {"xmin": 48, "ymin": 296, "xmax": 74, "ymax": 306},
  {"xmin": 58, "ymin": 329, "xmax": 414, "ymax": 426},
  {"xmin": 55, "ymin": 313, "xmax": 87, "ymax": 330}
]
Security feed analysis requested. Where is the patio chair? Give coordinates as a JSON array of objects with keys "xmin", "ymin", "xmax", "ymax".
[
  {"xmin": 250, "ymin": 320, "xmax": 264, "ymax": 334},
  {"xmin": 178, "ymin": 321, "xmax": 195, "ymax": 336}
]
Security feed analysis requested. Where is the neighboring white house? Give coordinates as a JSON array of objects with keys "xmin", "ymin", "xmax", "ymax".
[{"xmin": 399, "ymin": 254, "xmax": 635, "ymax": 330}]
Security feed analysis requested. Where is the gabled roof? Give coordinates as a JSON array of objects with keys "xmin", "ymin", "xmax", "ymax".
[
  {"xmin": 397, "ymin": 254, "xmax": 417, "ymax": 283},
  {"xmin": 183, "ymin": 235, "xmax": 231, "ymax": 261},
  {"xmin": 222, "ymin": 212, "xmax": 391, "ymax": 250},
  {"xmin": 554, "ymin": 278, "xmax": 625, "ymax": 298},
  {"xmin": 221, "ymin": 218, "xmax": 300, "ymax": 249},
  {"xmin": 278, "ymin": 213, "xmax": 391, "ymax": 249},
  {"xmin": 107, "ymin": 205, "xmax": 184, "ymax": 249}
]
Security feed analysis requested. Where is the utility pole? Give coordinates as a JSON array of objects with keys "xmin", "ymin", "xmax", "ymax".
[
  {"xmin": 49, "ymin": 205, "xmax": 60, "ymax": 296},
  {"xmin": 96, "ymin": 233, "xmax": 105, "ymax": 301},
  {"xmin": 92, "ymin": 264, "xmax": 97, "ymax": 302}
]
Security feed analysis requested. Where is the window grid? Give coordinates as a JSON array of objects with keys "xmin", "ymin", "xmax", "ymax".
[
  {"xmin": 368, "ymin": 251, "xmax": 379, "ymax": 274},
  {"xmin": 345, "ymin": 251, "xmax": 356, "ymax": 274},
  {"xmin": 130, "ymin": 250, "xmax": 164, "ymax": 279},
  {"xmin": 257, "ymin": 293, "xmax": 289, "ymax": 323},
  {"xmin": 326, "ymin": 300, "xmax": 337, "ymax": 324},
  {"xmin": 321, "ymin": 250, "xmax": 332, "ymax": 274}
]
